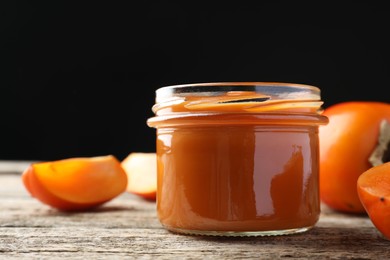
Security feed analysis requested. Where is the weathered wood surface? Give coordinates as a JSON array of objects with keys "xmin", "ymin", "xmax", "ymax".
[{"xmin": 1, "ymin": 162, "xmax": 389, "ymax": 259}]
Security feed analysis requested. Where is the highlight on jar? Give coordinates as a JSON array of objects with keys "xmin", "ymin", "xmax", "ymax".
[{"xmin": 147, "ymin": 82, "xmax": 329, "ymax": 237}]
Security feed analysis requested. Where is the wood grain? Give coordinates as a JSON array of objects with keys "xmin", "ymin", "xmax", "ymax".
[{"xmin": 0, "ymin": 166, "xmax": 389, "ymax": 259}]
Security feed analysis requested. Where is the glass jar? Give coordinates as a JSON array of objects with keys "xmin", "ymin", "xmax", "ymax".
[{"xmin": 147, "ymin": 82, "xmax": 328, "ymax": 236}]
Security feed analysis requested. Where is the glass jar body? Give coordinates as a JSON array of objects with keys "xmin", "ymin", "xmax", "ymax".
[{"xmin": 155, "ymin": 117, "xmax": 320, "ymax": 236}]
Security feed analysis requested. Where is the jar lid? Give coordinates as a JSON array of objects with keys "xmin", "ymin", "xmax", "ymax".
[
  {"xmin": 155, "ymin": 82, "xmax": 321, "ymax": 104},
  {"xmin": 148, "ymin": 82, "xmax": 328, "ymax": 127}
]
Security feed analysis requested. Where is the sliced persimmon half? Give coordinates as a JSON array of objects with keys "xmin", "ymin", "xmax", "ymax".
[
  {"xmin": 121, "ymin": 152, "xmax": 157, "ymax": 201},
  {"xmin": 21, "ymin": 155, "xmax": 128, "ymax": 211},
  {"xmin": 357, "ymin": 162, "xmax": 390, "ymax": 240}
]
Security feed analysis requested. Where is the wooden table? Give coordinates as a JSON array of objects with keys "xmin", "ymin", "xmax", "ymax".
[{"xmin": 1, "ymin": 161, "xmax": 389, "ymax": 259}]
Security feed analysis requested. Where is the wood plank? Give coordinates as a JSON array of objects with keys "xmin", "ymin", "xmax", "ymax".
[
  {"xmin": 0, "ymin": 160, "xmax": 36, "ymax": 174},
  {"xmin": 1, "ymin": 169, "xmax": 390, "ymax": 259}
]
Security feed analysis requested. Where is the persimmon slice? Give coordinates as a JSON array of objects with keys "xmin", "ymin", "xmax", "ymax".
[
  {"xmin": 357, "ymin": 162, "xmax": 390, "ymax": 240},
  {"xmin": 22, "ymin": 155, "xmax": 128, "ymax": 211},
  {"xmin": 121, "ymin": 153, "xmax": 157, "ymax": 201}
]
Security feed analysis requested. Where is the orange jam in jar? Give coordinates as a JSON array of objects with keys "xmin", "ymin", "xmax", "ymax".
[{"xmin": 147, "ymin": 82, "xmax": 328, "ymax": 236}]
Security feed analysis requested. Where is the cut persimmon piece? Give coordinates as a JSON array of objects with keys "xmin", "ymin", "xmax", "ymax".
[
  {"xmin": 121, "ymin": 153, "xmax": 157, "ymax": 201},
  {"xmin": 357, "ymin": 162, "xmax": 390, "ymax": 240},
  {"xmin": 21, "ymin": 155, "xmax": 128, "ymax": 211}
]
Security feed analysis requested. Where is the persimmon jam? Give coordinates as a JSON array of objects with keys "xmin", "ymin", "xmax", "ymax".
[{"xmin": 147, "ymin": 82, "xmax": 328, "ymax": 236}]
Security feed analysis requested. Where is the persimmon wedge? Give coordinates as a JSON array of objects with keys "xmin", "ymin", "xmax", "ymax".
[
  {"xmin": 121, "ymin": 153, "xmax": 157, "ymax": 201},
  {"xmin": 357, "ymin": 162, "xmax": 390, "ymax": 240},
  {"xmin": 22, "ymin": 155, "xmax": 128, "ymax": 211}
]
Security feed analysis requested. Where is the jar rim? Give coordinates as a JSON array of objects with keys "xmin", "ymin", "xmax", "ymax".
[{"xmin": 155, "ymin": 82, "xmax": 321, "ymax": 103}]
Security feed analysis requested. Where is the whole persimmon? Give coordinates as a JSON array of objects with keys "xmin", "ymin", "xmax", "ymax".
[
  {"xmin": 22, "ymin": 155, "xmax": 128, "ymax": 211},
  {"xmin": 357, "ymin": 161, "xmax": 390, "ymax": 240},
  {"xmin": 319, "ymin": 101, "xmax": 390, "ymax": 213}
]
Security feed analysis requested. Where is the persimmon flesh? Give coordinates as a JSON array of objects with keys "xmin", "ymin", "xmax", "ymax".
[
  {"xmin": 357, "ymin": 162, "xmax": 390, "ymax": 240},
  {"xmin": 121, "ymin": 153, "xmax": 157, "ymax": 201},
  {"xmin": 22, "ymin": 155, "xmax": 128, "ymax": 211}
]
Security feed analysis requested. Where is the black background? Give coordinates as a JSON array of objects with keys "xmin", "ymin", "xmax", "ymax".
[{"xmin": 2, "ymin": 2, "xmax": 389, "ymax": 161}]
